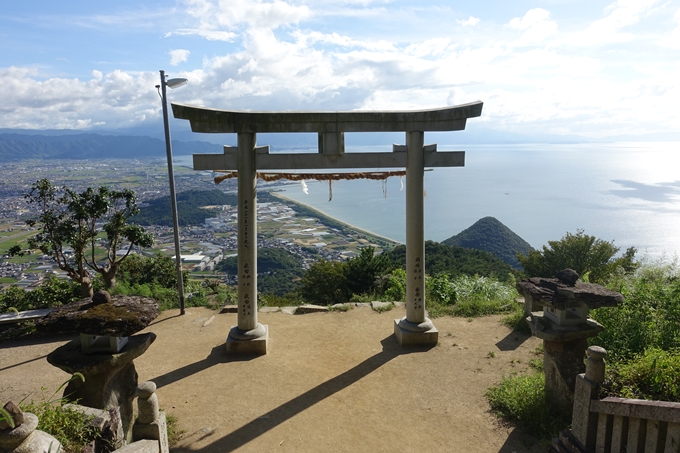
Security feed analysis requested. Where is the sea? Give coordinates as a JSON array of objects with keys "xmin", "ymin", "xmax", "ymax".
[{"xmin": 177, "ymin": 142, "xmax": 680, "ymax": 260}]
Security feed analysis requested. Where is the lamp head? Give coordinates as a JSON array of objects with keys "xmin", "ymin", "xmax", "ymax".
[{"xmin": 166, "ymin": 78, "xmax": 188, "ymax": 89}]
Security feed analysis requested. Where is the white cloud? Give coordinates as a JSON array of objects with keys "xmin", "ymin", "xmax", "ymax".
[
  {"xmin": 0, "ymin": 67, "xmax": 161, "ymax": 129},
  {"xmin": 660, "ymin": 8, "xmax": 680, "ymax": 48},
  {"xmin": 507, "ymin": 8, "xmax": 558, "ymax": 46},
  {"xmin": 166, "ymin": 29, "xmax": 237, "ymax": 41},
  {"xmin": 572, "ymin": 0, "xmax": 664, "ymax": 45},
  {"xmin": 169, "ymin": 49, "xmax": 191, "ymax": 66},
  {"xmin": 2, "ymin": 0, "xmax": 680, "ymax": 139},
  {"xmin": 179, "ymin": 0, "xmax": 311, "ymax": 36},
  {"xmin": 457, "ymin": 16, "xmax": 479, "ymax": 26},
  {"xmin": 290, "ymin": 30, "xmax": 397, "ymax": 52},
  {"xmin": 508, "ymin": 8, "xmax": 550, "ymax": 30},
  {"xmin": 405, "ymin": 38, "xmax": 451, "ymax": 57}
]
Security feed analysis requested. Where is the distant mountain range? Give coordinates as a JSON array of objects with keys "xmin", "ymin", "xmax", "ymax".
[
  {"xmin": 2, "ymin": 124, "xmax": 678, "ymax": 161},
  {"xmin": 0, "ymin": 132, "xmax": 222, "ymax": 160},
  {"xmin": 442, "ymin": 217, "xmax": 533, "ymax": 269}
]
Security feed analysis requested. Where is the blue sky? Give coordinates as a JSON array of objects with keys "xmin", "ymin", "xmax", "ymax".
[{"xmin": 1, "ymin": 0, "xmax": 679, "ymax": 139}]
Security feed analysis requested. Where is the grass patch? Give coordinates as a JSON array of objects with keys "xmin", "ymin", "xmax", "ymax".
[
  {"xmin": 426, "ymin": 274, "xmax": 517, "ymax": 318},
  {"xmin": 165, "ymin": 412, "xmax": 186, "ymax": 446},
  {"xmin": 486, "ymin": 371, "xmax": 569, "ymax": 441},
  {"xmin": 501, "ymin": 304, "xmax": 532, "ymax": 335},
  {"xmin": 259, "ymin": 293, "xmax": 303, "ymax": 307},
  {"xmin": 20, "ymin": 374, "xmax": 101, "ymax": 453}
]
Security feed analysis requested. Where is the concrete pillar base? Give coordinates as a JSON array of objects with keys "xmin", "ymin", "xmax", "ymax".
[
  {"xmin": 226, "ymin": 325, "xmax": 268, "ymax": 355},
  {"xmin": 393, "ymin": 319, "xmax": 438, "ymax": 346}
]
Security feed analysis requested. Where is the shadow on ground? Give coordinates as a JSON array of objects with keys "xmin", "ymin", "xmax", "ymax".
[{"xmin": 170, "ymin": 336, "xmax": 432, "ymax": 453}]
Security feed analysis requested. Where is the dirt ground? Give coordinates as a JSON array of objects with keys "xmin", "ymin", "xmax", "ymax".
[{"xmin": 0, "ymin": 305, "xmax": 546, "ymax": 453}]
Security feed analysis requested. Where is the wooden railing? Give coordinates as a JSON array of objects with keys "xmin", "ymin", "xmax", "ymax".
[{"xmin": 553, "ymin": 346, "xmax": 680, "ymax": 453}]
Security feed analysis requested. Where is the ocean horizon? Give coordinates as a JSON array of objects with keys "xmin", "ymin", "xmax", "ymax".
[{"xmin": 180, "ymin": 141, "xmax": 680, "ymax": 260}]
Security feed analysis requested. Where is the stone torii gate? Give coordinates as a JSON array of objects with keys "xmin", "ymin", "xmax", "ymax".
[{"xmin": 172, "ymin": 101, "xmax": 483, "ymax": 354}]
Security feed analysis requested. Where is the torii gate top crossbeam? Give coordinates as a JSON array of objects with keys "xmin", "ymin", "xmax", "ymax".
[{"xmin": 171, "ymin": 101, "xmax": 483, "ymax": 134}]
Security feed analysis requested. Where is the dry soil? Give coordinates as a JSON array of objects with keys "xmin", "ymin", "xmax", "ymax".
[{"xmin": 0, "ymin": 305, "xmax": 545, "ymax": 453}]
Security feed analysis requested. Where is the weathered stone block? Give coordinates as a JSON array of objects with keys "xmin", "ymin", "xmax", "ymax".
[
  {"xmin": 393, "ymin": 319, "xmax": 438, "ymax": 346},
  {"xmin": 370, "ymin": 301, "xmax": 392, "ymax": 311},
  {"xmin": 114, "ymin": 439, "xmax": 160, "ymax": 453},
  {"xmin": 226, "ymin": 325, "xmax": 268, "ymax": 355},
  {"xmin": 133, "ymin": 412, "xmax": 168, "ymax": 453},
  {"xmin": 295, "ymin": 304, "xmax": 328, "ymax": 314}
]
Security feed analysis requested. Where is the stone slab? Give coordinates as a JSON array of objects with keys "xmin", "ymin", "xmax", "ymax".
[
  {"xmin": 296, "ymin": 305, "xmax": 328, "ymax": 314},
  {"xmin": 258, "ymin": 307, "xmax": 280, "ymax": 313},
  {"xmin": 114, "ymin": 439, "xmax": 160, "ymax": 453},
  {"xmin": 280, "ymin": 307, "xmax": 297, "ymax": 315},
  {"xmin": 0, "ymin": 308, "xmax": 54, "ymax": 325},
  {"xmin": 393, "ymin": 319, "xmax": 439, "ymax": 346},
  {"xmin": 226, "ymin": 325, "xmax": 268, "ymax": 355},
  {"xmin": 353, "ymin": 303, "xmax": 371, "ymax": 308},
  {"xmin": 517, "ymin": 277, "xmax": 623, "ymax": 310},
  {"xmin": 37, "ymin": 296, "xmax": 158, "ymax": 337},
  {"xmin": 371, "ymin": 301, "xmax": 393, "ymax": 311},
  {"xmin": 220, "ymin": 305, "xmax": 238, "ymax": 314}
]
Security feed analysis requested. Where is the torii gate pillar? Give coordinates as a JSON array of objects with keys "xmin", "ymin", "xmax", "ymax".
[
  {"xmin": 394, "ymin": 130, "xmax": 438, "ymax": 346},
  {"xmin": 172, "ymin": 101, "xmax": 483, "ymax": 353},
  {"xmin": 226, "ymin": 132, "xmax": 268, "ymax": 354}
]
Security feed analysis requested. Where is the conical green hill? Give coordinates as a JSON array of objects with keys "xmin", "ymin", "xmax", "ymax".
[{"xmin": 441, "ymin": 217, "xmax": 533, "ymax": 269}]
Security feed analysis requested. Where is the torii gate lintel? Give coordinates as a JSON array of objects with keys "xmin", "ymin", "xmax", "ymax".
[{"xmin": 172, "ymin": 102, "xmax": 483, "ymax": 354}]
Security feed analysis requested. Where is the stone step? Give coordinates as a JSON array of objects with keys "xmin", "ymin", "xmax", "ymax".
[{"xmin": 0, "ymin": 308, "xmax": 55, "ymax": 325}]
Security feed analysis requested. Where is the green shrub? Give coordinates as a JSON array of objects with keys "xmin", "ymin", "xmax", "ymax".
[
  {"xmin": 425, "ymin": 274, "xmax": 517, "ymax": 318},
  {"xmin": 299, "ymin": 259, "xmax": 350, "ymax": 305},
  {"xmin": 110, "ymin": 281, "xmax": 178, "ymax": 311},
  {"xmin": 383, "ymin": 268, "xmax": 406, "ymax": 301},
  {"xmin": 591, "ymin": 261, "xmax": 680, "ymax": 362},
  {"xmin": 0, "ymin": 278, "xmax": 80, "ymax": 313},
  {"xmin": 604, "ymin": 348, "xmax": 680, "ymax": 401},
  {"xmin": 486, "ymin": 372, "xmax": 568, "ymax": 440}
]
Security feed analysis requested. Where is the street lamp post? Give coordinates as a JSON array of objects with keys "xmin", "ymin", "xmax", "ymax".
[{"xmin": 158, "ymin": 69, "xmax": 187, "ymax": 315}]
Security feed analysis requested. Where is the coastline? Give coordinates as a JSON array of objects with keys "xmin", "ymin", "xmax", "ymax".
[{"xmin": 271, "ymin": 192, "xmax": 401, "ymax": 247}]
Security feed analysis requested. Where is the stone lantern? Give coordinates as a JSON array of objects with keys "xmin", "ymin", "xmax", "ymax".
[
  {"xmin": 516, "ymin": 269, "xmax": 623, "ymax": 417},
  {"xmin": 39, "ymin": 291, "xmax": 159, "ymax": 439}
]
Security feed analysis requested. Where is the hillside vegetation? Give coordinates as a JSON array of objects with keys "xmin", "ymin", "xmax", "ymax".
[
  {"xmin": 385, "ymin": 240, "xmax": 517, "ymax": 281},
  {"xmin": 442, "ymin": 217, "xmax": 532, "ymax": 269},
  {"xmin": 132, "ymin": 190, "xmax": 237, "ymax": 226}
]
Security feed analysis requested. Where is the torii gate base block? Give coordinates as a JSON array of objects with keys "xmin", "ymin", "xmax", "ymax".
[
  {"xmin": 393, "ymin": 319, "xmax": 439, "ymax": 347},
  {"xmin": 226, "ymin": 325, "xmax": 269, "ymax": 355}
]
